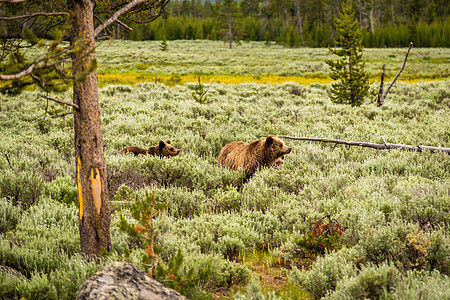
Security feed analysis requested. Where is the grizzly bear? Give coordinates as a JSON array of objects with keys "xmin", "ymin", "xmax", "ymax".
[
  {"xmin": 217, "ymin": 136, "xmax": 291, "ymax": 177},
  {"xmin": 120, "ymin": 146, "xmax": 148, "ymax": 156},
  {"xmin": 120, "ymin": 140, "xmax": 181, "ymax": 158}
]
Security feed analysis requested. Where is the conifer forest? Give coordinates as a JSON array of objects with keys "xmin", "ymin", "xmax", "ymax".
[{"xmin": 125, "ymin": 0, "xmax": 450, "ymax": 47}]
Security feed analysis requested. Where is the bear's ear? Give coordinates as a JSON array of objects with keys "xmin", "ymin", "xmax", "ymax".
[
  {"xmin": 265, "ymin": 136, "xmax": 274, "ymax": 146},
  {"xmin": 159, "ymin": 141, "xmax": 166, "ymax": 151},
  {"xmin": 165, "ymin": 140, "xmax": 171, "ymax": 144}
]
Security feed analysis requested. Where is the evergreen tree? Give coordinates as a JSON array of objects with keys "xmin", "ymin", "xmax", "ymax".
[
  {"xmin": 0, "ymin": 0, "xmax": 169, "ymax": 259},
  {"xmin": 326, "ymin": 0, "xmax": 370, "ymax": 107},
  {"xmin": 218, "ymin": 0, "xmax": 241, "ymax": 48}
]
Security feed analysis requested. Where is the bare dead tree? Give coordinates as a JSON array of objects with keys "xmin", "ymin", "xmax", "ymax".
[{"xmin": 377, "ymin": 42, "xmax": 413, "ymax": 107}]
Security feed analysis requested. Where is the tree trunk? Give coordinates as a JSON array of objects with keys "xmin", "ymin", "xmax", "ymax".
[
  {"xmin": 369, "ymin": 1, "xmax": 375, "ymax": 34},
  {"xmin": 228, "ymin": 21, "xmax": 232, "ymax": 49},
  {"xmin": 294, "ymin": 0, "xmax": 303, "ymax": 38},
  {"xmin": 69, "ymin": 0, "xmax": 111, "ymax": 259}
]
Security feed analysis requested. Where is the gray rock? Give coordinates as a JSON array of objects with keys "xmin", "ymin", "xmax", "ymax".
[{"xmin": 77, "ymin": 261, "xmax": 187, "ymax": 300}]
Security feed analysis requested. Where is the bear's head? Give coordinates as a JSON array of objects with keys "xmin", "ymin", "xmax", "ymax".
[
  {"xmin": 265, "ymin": 136, "xmax": 291, "ymax": 160},
  {"xmin": 158, "ymin": 140, "xmax": 181, "ymax": 157}
]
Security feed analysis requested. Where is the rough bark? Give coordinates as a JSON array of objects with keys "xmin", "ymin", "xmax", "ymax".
[{"xmin": 69, "ymin": 0, "xmax": 111, "ymax": 259}]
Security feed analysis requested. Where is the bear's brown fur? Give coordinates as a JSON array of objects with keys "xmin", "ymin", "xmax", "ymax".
[
  {"xmin": 120, "ymin": 146, "xmax": 148, "ymax": 156},
  {"xmin": 217, "ymin": 136, "xmax": 291, "ymax": 176},
  {"xmin": 120, "ymin": 140, "xmax": 181, "ymax": 157}
]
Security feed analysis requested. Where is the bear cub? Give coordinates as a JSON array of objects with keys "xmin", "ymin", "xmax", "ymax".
[
  {"xmin": 217, "ymin": 136, "xmax": 291, "ymax": 177},
  {"xmin": 121, "ymin": 140, "xmax": 181, "ymax": 157}
]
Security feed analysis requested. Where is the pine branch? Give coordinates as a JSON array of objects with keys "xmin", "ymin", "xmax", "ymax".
[
  {"xmin": 94, "ymin": 0, "xmax": 169, "ymax": 38},
  {"xmin": 51, "ymin": 112, "xmax": 74, "ymax": 119},
  {"xmin": 37, "ymin": 93, "xmax": 80, "ymax": 111},
  {"xmin": 0, "ymin": 12, "xmax": 69, "ymax": 20},
  {"xmin": 0, "ymin": 33, "xmax": 69, "ymax": 81},
  {"xmin": 0, "ymin": 0, "xmax": 28, "ymax": 3}
]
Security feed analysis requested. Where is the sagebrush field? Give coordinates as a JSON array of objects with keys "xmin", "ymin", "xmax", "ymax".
[{"xmin": 0, "ymin": 40, "xmax": 449, "ymax": 299}]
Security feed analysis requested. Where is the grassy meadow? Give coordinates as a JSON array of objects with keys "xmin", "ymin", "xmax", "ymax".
[
  {"xmin": 95, "ymin": 40, "xmax": 450, "ymax": 86},
  {"xmin": 0, "ymin": 40, "xmax": 449, "ymax": 299}
]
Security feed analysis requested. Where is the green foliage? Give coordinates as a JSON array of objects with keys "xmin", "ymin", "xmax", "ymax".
[
  {"xmin": 112, "ymin": 184, "xmax": 135, "ymax": 203},
  {"xmin": 160, "ymin": 35, "xmax": 168, "ymax": 51},
  {"xmin": 328, "ymin": 263, "xmax": 401, "ymax": 299},
  {"xmin": 289, "ymin": 247, "xmax": 363, "ymax": 299},
  {"xmin": 327, "ymin": 268, "xmax": 450, "ymax": 300},
  {"xmin": 0, "ymin": 43, "xmax": 449, "ymax": 297},
  {"xmin": 326, "ymin": 0, "xmax": 370, "ymax": 106},
  {"xmin": 125, "ymin": 2, "xmax": 450, "ymax": 48},
  {"xmin": 191, "ymin": 76, "xmax": 209, "ymax": 104},
  {"xmin": 119, "ymin": 189, "xmax": 167, "ymax": 262},
  {"xmin": 0, "ymin": 198, "xmax": 104, "ymax": 299},
  {"xmin": 390, "ymin": 270, "xmax": 450, "ymax": 299},
  {"xmin": 0, "ymin": 197, "xmax": 22, "ymax": 233},
  {"xmin": 95, "ymin": 40, "xmax": 449, "ymax": 80},
  {"xmin": 234, "ymin": 277, "xmax": 266, "ymax": 300},
  {"xmin": 295, "ymin": 230, "xmax": 343, "ymax": 258},
  {"xmin": 155, "ymin": 249, "xmax": 211, "ymax": 298},
  {"xmin": 0, "ymin": 169, "xmax": 43, "ymax": 209},
  {"xmin": 42, "ymin": 175, "xmax": 77, "ymax": 206},
  {"xmin": 155, "ymin": 187, "xmax": 206, "ymax": 218}
]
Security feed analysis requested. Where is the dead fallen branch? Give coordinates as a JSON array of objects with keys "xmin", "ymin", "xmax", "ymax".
[{"xmin": 260, "ymin": 134, "xmax": 450, "ymax": 154}]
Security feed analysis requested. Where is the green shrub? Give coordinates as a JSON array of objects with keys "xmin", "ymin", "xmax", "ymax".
[
  {"xmin": 187, "ymin": 254, "xmax": 251, "ymax": 288},
  {"xmin": 1, "ymin": 49, "xmax": 449, "ymax": 298},
  {"xmin": 154, "ymin": 187, "xmax": 206, "ymax": 218},
  {"xmin": 241, "ymin": 177, "xmax": 293, "ymax": 213},
  {"xmin": 327, "ymin": 263, "xmax": 401, "ymax": 299},
  {"xmin": 0, "ymin": 169, "xmax": 43, "ymax": 209},
  {"xmin": 103, "ymin": 84, "xmax": 133, "ymax": 96},
  {"xmin": 391, "ymin": 270, "xmax": 450, "ymax": 300},
  {"xmin": 289, "ymin": 247, "xmax": 363, "ymax": 299},
  {"xmin": 0, "ymin": 256, "xmax": 102, "ymax": 300},
  {"xmin": 207, "ymin": 189, "xmax": 238, "ymax": 214},
  {"xmin": 0, "ymin": 197, "xmax": 105, "ymax": 299},
  {"xmin": 425, "ymin": 230, "xmax": 450, "ymax": 276},
  {"xmin": 107, "ymin": 153, "xmax": 241, "ymax": 197},
  {"xmin": 112, "ymin": 183, "xmax": 135, "ymax": 203},
  {"xmin": 155, "ymin": 249, "xmax": 210, "ymax": 298},
  {"xmin": 42, "ymin": 175, "xmax": 77, "ymax": 206},
  {"xmin": 328, "ymin": 269, "xmax": 450, "ymax": 300},
  {"xmin": 0, "ymin": 198, "xmax": 22, "ymax": 233},
  {"xmin": 0, "ymin": 199, "xmax": 80, "ymax": 271}
]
